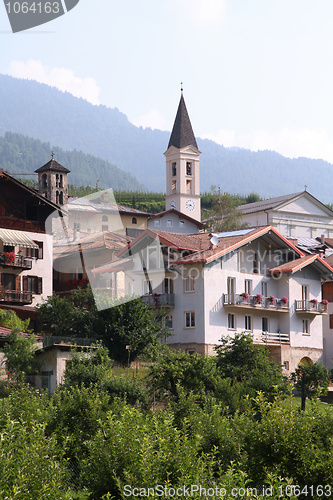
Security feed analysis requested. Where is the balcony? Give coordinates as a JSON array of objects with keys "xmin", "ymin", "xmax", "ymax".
[
  {"xmin": 0, "ymin": 255, "xmax": 33, "ymax": 270},
  {"xmin": 141, "ymin": 293, "xmax": 175, "ymax": 307},
  {"xmin": 0, "ymin": 290, "xmax": 33, "ymax": 305},
  {"xmin": 295, "ymin": 300, "xmax": 328, "ymax": 315},
  {"xmin": 223, "ymin": 294, "xmax": 289, "ymax": 312},
  {"xmin": 253, "ymin": 331, "xmax": 290, "ymax": 345}
]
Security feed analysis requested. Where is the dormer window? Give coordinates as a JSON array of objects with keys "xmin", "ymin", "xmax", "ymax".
[
  {"xmin": 186, "ymin": 162, "xmax": 192, "ymax": 176},
  {"xmin": 172, "ymin": 163, "xmax": 177, "ymax": 177}
]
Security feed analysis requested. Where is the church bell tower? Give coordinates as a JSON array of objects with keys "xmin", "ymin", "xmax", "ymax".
[
  {"xmin": 165, "ymin": 90, "xmax": 201, "ymax": 222},
  {"xmin": 35, "ymin": 154, "xmax": 70, "ymax": 206}
]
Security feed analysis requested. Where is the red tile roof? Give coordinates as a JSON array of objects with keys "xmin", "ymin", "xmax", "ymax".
[
  {"xmin": 268, "ymin": 254, "xmax": 333, "ymax": 274},
  {"xmin": 173, "ymin": 226, "xmax": 303, "ymax": 265}
]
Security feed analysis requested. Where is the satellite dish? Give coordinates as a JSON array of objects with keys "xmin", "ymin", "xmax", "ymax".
[{"xmin": 210, "ymin": 236, "xmax": 219, "ymax": 247}]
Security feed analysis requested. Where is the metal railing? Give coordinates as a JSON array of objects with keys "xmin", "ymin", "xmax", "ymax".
[
  {"xmin": 141, "ymin": 293, "xmax": 175, "ymax": 307},
  {"xmin": 295, "ymin": 300, "xmax": 328, "ymax": 313},
  {"xmin": 0, "ymin": 255, "xmax": 33, "ymax": 269},
  {"xmin": 0, "ymin": 290, "xmax": 33, "ymax": 304},
  {"xmin": 223, "ymin": 293, "xmax": 289, "ymax": 310}
]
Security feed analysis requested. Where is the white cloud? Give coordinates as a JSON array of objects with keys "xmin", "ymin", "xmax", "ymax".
[
  {"xmin": 202, "ymin": 127, "xmax": 333, "ymax": 164},
  {"xmin": 8, "ymin": 60, "xmax": 100, "ymax": 105},
  {"xmin": 131, "ymin": 109, "xmax": 167, "ymax": 130}
]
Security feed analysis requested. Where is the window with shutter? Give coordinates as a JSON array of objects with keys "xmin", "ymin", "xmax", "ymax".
[{"xmin": 38, "ymin": 277, "xmax": 42, "ymax": 295}]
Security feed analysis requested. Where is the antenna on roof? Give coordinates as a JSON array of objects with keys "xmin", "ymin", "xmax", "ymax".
[{"xmin": 210, "ymin": 235, "xmax": 219, "ymax": 247}]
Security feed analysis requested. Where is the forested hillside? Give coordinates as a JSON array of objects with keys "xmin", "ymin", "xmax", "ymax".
[
  {"xmin": 0, "ymin": 132, "xmax": 144, "ymax": 190},
  {"xmin": 1, "ymin": 73, "xmax": 333, "ymax": 201}
]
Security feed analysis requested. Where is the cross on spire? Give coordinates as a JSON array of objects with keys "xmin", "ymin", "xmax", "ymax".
[{"xmin": 51, "ymin": 151, "xmax": 54, "ymax": 159}]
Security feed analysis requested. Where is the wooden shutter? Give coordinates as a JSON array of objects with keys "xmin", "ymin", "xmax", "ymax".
[
  {"xmin": 330, "ymin": 314, "xmax": 333, "ymax": 330},
  {"xmin": 38, "ymin": 277, "xmax": 42, "ymax": 295},
  {"xmin": 22, "ymin": 276, "xmax": 28, "ymax": 292},
  {"xmin": 15, "ymin": 275, "xmax": 21, "ymax": 291}
]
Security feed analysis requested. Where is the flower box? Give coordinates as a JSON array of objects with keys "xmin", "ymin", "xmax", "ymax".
[{"xmin": 254, "ymin": 293, "xmax": 263, "ymax": 305}]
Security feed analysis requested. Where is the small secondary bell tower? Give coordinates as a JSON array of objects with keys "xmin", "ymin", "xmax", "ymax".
[
  {"xmin": 165, "ymin": 88, "xmax": 201, "ymax": 222},
  {"xmin": 35, "ymin": 153, "xmax": 70, "ymax": 206}
]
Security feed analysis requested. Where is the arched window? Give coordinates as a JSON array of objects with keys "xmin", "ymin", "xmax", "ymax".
[
  {"xmin": 132, "ymin": 217, "xmax": 137, "ymax": 224},
  {"xmin": 42, "ymin": 174, "xmax": 47, "ymax": 188},
  {"xmin": 59, "ymin": 174, "xmax": 63, "ymax": 188},
  {"xmin": 102, "ymin": 215, "xmax": 108, "ymax": 222},
  {"xmin": 59, "ymin": 191, "xmax": 64, "ymax": 205},
  {"xmin": 56, "ymin": 191, "xmax": 59, "ymax": 204}
]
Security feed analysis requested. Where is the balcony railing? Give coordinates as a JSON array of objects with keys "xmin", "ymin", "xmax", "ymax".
[
  {"xmin": 253, "ymin": 332, "xmax": 290, "ymax": 345},
  {"xmin": 141, "ymin": 293, "xmax": 175, "ymax": 307},
  {"xmin": 223, "ymin": 294, "xmax": 289, "ymax": 311},
  {"xmin": 0, "ymin": 290, "xmax": 33, "ymax": 305},
  {"xmin": 0, "ymin": 255, "xmax": 33, "ymax": 270},
  {"xmin": 295, "ymin": 300, "xmax": 328, "ymax": 314}
]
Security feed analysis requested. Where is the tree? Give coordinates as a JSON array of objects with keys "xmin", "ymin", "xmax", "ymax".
[
  {"xmin": 1, "ymin": 331, "xmax": 41, "ymax": 380},
  {"xmin": 214, "ymin": 332, "xmax": 288, "ymax": 397},
  {"xmin": 37, "ymin": 286, "xmax": 171, "ymax": 364},
  {"xmin": 149, "ymin": 348, "xmax": 220, "ymax": 401},
  {"xmin": 204, "ymin": 186, "xmax": 248, "ymax": 232},
  {"xmin": 291, "ymin": 362, "xmax": 330, "ymax": 410},
  {"xmin": 100, "ymin": 296, "xmax": 171, "ymax": 364}
]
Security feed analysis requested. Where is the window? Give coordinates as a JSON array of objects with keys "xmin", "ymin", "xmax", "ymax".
[
  {"xmin": 33, "ymin": 241, "xmax": 43, "ymax": 260},
  {"xmin": 262, "ymin": 317, "xmax": 269, "ymax": 332},
  {"xmin": 184, "ymin": 273, "xmax": 195, "ymax": 292},
  {"xmin": 102, "ymin": 215, "xmax": 108, "ymax": 222},
  {"xmin": 165, "ymin": 314, "xmax": 173, "ymax": 329},
  {"xmin": 186, "ymin": 162, "xmax": 192, "ymax": 175},
  {"xmin": 23, "ymin": 276, "xmax": 42, "ymax": 295},
  {"xmin": 244, "ymin": 279, "xmax": 252, "ymax": 295},
  {"xmin": 283, "ymin": 361, "xmax": 290, "ymax": 371},
  {"xmin": 172, "ymin": 180, "xmax": 177, "ymax": 192},
  {"xmin": 164, "ymin": 277, "xmax": 174, "ymax": 294},
  {"xmin": 59, "ymin": 192, "xmax": 64, "ymax": 205},
  {"xmin": 253, "ymin": 252, "xmax": 259, "ymax": 273},
  {"xmin": 42, "ymin": 174, "xmax": 47, "ymax": 188},
  {"xmin": 302, "ymin": 319, "xmax": 309, "ymax": 335},
  {"xmin": 227, "ymin": 277, "xmax": 236, "ymax": 297},
  {"xmin": 245, "ymin": 315, "xmax": 252, "ymax": 331},
  {"xmin": 302, "ymin": 285, "xmax": 309, "ymax": 305},
  {"xmin": 228, "ymin": 313, "xmax": 235, "ymax": 329},
  {"xmin": 132, "ymin": 217, "xmax": 137, "ymax": 224},
  {"xmin": 167, "ymin": 219, "xmax": 173, "ymax": 227},
  {"xmin": 172, "ymin": 162, "xmax": 177, "ymax": 176},
  {"xmin": 179, "ymin": 220, "xmax": 185, "ymax": 228},
  {"xmin": 185, "ymin": 311, "xmax": 195, "ymax": 328},
  {"xmin": 261, "ymin": 282, "xmax": 268, "ymax": 297},
  {"xmin": 186, "ymin": 179, "xmax": 192, "ymax": 194},
  {"xmin": 2, "ymin": 273, "xmax": 16, "ymax": 290},
  {"xmin": 154, "ymin": 219, "xmax": 161, "ymax": 227}
]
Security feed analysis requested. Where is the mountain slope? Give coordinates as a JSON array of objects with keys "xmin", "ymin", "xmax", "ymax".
[
  {"xmin": 0, "ymin": 132, "xmax": 144, "ymax": 191},
  {"xmin": 1, "ymin": 73, "xmax": 333, "ymax": 201}
]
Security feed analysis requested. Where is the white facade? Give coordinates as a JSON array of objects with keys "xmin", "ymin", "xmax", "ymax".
[
  {"xmin": 148, "ymin": 210, "xmax": 200, "ymax": 234},
  {"xmin": 239, "ymin": 192, "xmax": 333, "ymax": 239},
  {"xmin": 123, "ymin": 227, "xmax": 331, "ymax": 373}
]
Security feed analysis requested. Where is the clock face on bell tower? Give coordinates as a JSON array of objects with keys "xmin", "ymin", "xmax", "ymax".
[{"xmin": 185, "ymin": 199, "xmax": 195, "ymax": 211}]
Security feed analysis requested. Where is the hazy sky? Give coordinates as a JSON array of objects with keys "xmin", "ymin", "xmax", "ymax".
[{"xmin": 1, "ymin": 0, "xmax": 333, "ymax": 164}]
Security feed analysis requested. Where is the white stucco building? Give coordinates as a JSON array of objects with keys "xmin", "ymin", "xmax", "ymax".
[{"xmin": 238, "ymin": 191, "xmax": 333, "ymax": 239}]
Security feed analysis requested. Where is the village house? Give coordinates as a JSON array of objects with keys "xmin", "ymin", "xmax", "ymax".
[{"xmin": 0, "ymin": 169, "xmax": 64, "ymax": 328}]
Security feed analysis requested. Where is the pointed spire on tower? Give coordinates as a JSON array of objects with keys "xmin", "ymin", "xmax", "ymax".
[{"xmin": 168, "ymin": 91, "xmax": 198, "ymax": 149}]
